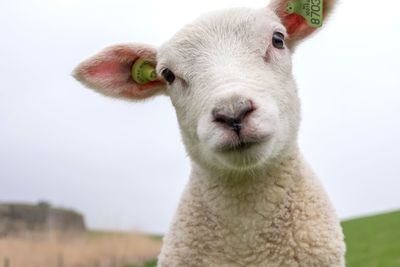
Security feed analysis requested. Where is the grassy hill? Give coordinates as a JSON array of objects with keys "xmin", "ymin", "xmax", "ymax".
[{"xmin": 342, "ymin": 210, "xmax": 400, "ymax": 267}]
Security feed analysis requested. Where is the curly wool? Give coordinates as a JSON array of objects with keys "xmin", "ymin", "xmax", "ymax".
[{"xmin": 158, "ymin": 150, "xmax": 345, "ymax": 267}]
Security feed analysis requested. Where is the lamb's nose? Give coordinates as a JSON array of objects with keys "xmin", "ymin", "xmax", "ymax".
[{"xmin": 212, "ymin": 99, "xmax": 254, "ymax": 135}]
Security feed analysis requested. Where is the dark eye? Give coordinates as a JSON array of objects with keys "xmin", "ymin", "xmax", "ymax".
[
  {"xmin": 272, "ymin": 32, "xmax": 285, "ymax": 49},
  {"xmin": 161, "ymin": 68, "xmax": 176, "ymax": 84}
]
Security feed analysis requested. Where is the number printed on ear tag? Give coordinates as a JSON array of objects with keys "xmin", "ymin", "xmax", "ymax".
[{"xmin": 286, "ymin": 0, "xmax": 324, "ymax": 28}]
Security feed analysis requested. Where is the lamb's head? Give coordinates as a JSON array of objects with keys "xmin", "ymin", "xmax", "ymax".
[{"xmin": 73, "ymin": 0, "xmax": 335, "ymax": 173}]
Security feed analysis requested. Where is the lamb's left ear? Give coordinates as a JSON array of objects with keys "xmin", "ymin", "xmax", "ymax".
[
  {"xmin": 73, "ymin": 44, "xmax": 166, "ymax": 100},
  {"xmin": 269, "ymin": 0, "xmax": 336, "ymax": 47}
]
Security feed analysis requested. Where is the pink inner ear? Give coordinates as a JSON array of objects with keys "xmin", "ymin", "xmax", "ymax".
[
  {"xmin": 74, "ymin": 44, "xmax": 166, "ymax": 100},
  {"xmin": 83, "ymin": 46, "xmax": 141, "ymax": 81},
  {"xmin": 87, "ymin": 61, "xmax": 122, "ymax": 77},
  {"xmin": 275, "ymin": 0, "xmax": 334, "ymax": 42},
  {"xmin": 283, "ymin": 14, "xmax": 307, "ymax": 36},
  {"xmin": 276, "ymin": 6, "xmax": 314, "ymax": 40}
]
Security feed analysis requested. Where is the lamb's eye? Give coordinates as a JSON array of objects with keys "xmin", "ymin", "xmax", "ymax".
[
  {"xmin": 272, "ymin": 32, "xmax": 285, "ymax": 49},
  {"xmin": 162, "ymin": 68, "xmax": 176, "ymax": 84}
]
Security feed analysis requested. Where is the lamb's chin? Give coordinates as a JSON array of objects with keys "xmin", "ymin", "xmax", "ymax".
[{"xmin": 209, "ymin": 141, "xmax": 271, "ymax": 171}]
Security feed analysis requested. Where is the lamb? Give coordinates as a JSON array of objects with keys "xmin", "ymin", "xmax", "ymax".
[{"xmin": 73, "ymin": 0, "xmax": 345, "ymax": 266}]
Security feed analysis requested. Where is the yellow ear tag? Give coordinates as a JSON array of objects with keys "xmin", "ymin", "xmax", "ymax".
[
  {"xmin": 286, "ymin": 0, "xmax": 324, "ymax": 28},
  {"xmin": 131, "ymin": 59, "xmax": 157, "ymax": 85}
]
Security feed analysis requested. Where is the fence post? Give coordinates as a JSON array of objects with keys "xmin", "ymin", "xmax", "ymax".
[{"xmin": 4, "ymin": 258, "xmax": 10, "ymax": 267}]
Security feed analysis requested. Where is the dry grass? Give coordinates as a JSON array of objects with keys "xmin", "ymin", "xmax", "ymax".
[{"xmin": 0, "ymin": 231, "xmax": 161, "ymax": 267}]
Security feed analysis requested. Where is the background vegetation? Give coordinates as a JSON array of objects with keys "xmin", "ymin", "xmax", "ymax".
[
  {"xmin": 1, "ymin": 211, "xmax": 398, "ymax": 267},
  {"xmin": 343, "ymin": 210, "xmax": 400, "ymax": 267}
]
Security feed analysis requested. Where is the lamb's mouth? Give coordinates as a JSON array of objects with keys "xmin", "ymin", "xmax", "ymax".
[{"xmin": 216, "ymin": 139, "xmax": 261, "ymax": 152}]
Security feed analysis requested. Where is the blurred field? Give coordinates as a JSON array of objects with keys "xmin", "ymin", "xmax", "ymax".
[
  {"xmin": 342, "ymin": 210, "xmax": 400, "ymax": 267},
  {"xmin": 1, "ymin": 210, "xmax": 399, "ymax": 267},
  {"xmin": 0, "ymin": 231, "xmax": 161, "ymax": 267}
]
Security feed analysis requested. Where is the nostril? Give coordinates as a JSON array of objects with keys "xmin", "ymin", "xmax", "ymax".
[
  {"xmin": 212, "ymin": 113, "xmax": 244, "ymax": 135},
  {"xmin": 212, "ymin": 109, "xmax": 228, "ymax": 124},
  {"xmin": 213, "ymin": 114, "xmax": 227, "ymax": 124},
  {"xmin": 238, "ymin": 105, "xmax": 254, "ymax": 121},
  {"xmin": 212, "ymin": 99, "xmax": 255, "ymax": 134}
]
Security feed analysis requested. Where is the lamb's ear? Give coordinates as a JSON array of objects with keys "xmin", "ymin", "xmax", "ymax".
[
  {"xmin": 73, "ymin": 44, "xmax": 166, "ymax": 100},
  {"xmin": 269, "ymin": 0, "xmax": 336, "ymax": 48}
]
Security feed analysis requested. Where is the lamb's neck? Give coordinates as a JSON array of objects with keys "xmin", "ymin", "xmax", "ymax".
[{"xmin": 189, "ymin": 149, "xmax": 305, "ymax": 218}]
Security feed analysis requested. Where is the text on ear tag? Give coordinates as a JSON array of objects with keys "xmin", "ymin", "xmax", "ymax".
[{"xmin": 286, "ymin": 0, "xmax": 324, "ymax": 28}]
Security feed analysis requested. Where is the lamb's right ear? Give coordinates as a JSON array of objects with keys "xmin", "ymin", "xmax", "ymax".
[{"xmin": 73, "ymin": 44, "xmax": 166, "ymax": 100}]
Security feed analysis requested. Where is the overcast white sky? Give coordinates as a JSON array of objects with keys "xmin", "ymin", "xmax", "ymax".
[{"xmin": 0, "ymin": 0, "xmax": 399, "ymax": 234}]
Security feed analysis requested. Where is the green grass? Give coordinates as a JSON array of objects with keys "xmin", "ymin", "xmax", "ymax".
[
  {"xmin": 124, "ymin": 258, "xmax": 157, "ymax": 267},
  {"xmin": 342, "ymin": 210, "xmax": 400, "ymax": 267}
]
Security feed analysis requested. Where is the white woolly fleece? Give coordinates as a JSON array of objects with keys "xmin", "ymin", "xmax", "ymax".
[
  {"xmin": 73, "ymin": 0, "xmax": 345, "ymax": 266},
  {"xmin": 158, "ymin": 150, "xmax": 345, "ymax": 266}
]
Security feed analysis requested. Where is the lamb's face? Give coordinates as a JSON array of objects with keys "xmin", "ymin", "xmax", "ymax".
[
  {"xmin": 157, "ymin": 8, "xmax": 300, "ymax": 171},
  {"xmin": 73, "ymin": 0, "xmax": 335, "ymax": 172}
]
